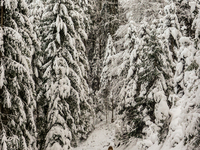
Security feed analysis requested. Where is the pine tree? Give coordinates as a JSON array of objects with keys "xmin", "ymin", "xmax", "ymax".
[
  {"xmin": 97, "ymin": 0, "xmax": 119, "ymax": 60},
  {"xmin": 98, "ymin": 34, "xmax": 116, "ymax": 123},
  {"xmin": 26, "ymin": 1, "xmax": 45, "ymax": 149},
  {"xmin": 115, "ymin": 20, "xmax": 174, "ymax": 147},
  {"xmin": 162, "ymin": 1, "xmax": 182, "ymax": 63},
  {"xmin": 168, "ymin": 0, "xmax": 200, "ymax": 96},
  {"xmin": 39, "ymin": 0, "xmax": 93, "ymax": 149},
  {"xmin": 97, "ymin": 24, "xmax": 138, "ymax": 127},
  {"xmin": 154, "ymin": 1, "xmax": 200, "ymax": 149},
  {"xmin": 117, "ymin": 23, "xmax": 145, "ymax": 138},
  {"xmin": 27, "ymin": 0, "xmax": 44, "ymax": 36},
  {"xmin": 161, "ymin": 35, "xmax": 200, "ymax": 150},
  {"xmin": 178, "ymin": 37, "xmax": 199, "ymax": 148},
  {"xmin": 175, "ymin": 0, "xmax": 198, "ymax": 37},
  {"xmin": 0, "ymin": 0, "xmax": 38, "ymax": 149},
  {"xmin": 87, "ymin": 0, "xmax": 119, "ymax": 97}
]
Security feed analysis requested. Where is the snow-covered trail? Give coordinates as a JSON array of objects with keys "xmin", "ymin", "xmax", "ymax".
[{"xmin": 73, "ymin": 122, "xmax": 116, "ymax": 150}]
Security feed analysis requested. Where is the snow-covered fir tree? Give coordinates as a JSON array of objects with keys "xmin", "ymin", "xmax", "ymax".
[
  {"xmin": 116, "ymin": 20, "xmax": 174, "ymax": 147},
  {"xmin": 159, "ymin": 1, "xmax": 200, "ymax": 149},
  {"xmin": 162, "ymin": 1, "xmax": 182, "ymax": 64},
  {"xmin": 1, "ymin": 0, "xmax": 200, "ymax": 149},
  {"xmin": 112, "ymin": 22, "xmax": 142, "ymax": 140},
  {"xmin": 27, "ymin": 0, "xmax": 44, "ymax": 35},
  {"xmin": 98, "ymin": 34, "xmax": 116, "ymax": 123},
  {"xmin": 111, "ymin": 1, "xmax": 200, "ymax": 149},
  {"xmin": 93, "ymin": 1, "xmax": 198, "ymax": 149},
  {"xmin": 97, "ymin": 0, "xmax": 119, "ymax": 62},
  {"xmin": 39, "ymin": 0, "xmax": 94, "ymax": 149},
  {"xmin": 87, "ymin": 0, "xmax": 119, "ymax": 98},
  {"xmin": 175, "ymin": 0, "xmax": 198, "ymax": 37},
  {"xmin": 167, "ymin": 36, "xmax": 199, "ymax": 148},
  {"xmin": 26, "ymin": 1, "xmax": 45, "ymax": 149},
  {"xmin": 0, "ymin": 0, "xmax": 38, "ymax": 149},
  {"xmin": 25, "ymin": 0, "xmax": 43, "ymax": 97}
]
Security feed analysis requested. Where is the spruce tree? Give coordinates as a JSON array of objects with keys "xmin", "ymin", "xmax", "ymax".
[
  {"xmin": 116, "ymin": 23, "xmax": 145, "ymax": 139},
  {"xmin": 87, "ymin": 0, "xmax": 119, "ymax": 96},
  {"xmin": 99, "ymin": 34, "xmax": 116, "ymax": 123},
  {"xmin": 116, "ymin": 20, "xmax": 174, "ymax": 146},
  {"xmin": 26, "ymin": 1, "xmax": 45, "ymax": 149},
  {"xmin": 0, "ymin": 0, "xmax": 38, "ymax": 149},
  {"xmin": 162, "ymin": 1, "xmax": 182, "ymax": 63},
  {"xmin": 27, "ymin": 0, "xmax": 44, "ymax": 35},
  {"xmin": 97, "ymin": 0, "xmax": 119, "ymax": 59},
  {"xmin": 154, "ymin": 1, "xmax": 200, "ymax": 149},
  {"xmin": 161, "ymin": 36, "xmax": 200, "ymax": 150},
  {"xmin": 176, "ymin": 36, "xmax": 199, "ymax": 147},
  {"xmin": 39, "ymin": 0, "xmax": 93, "ymax": 149},
  {"xmin": 175, "ymin": 0, "xmax": 198, "ymax": 37},
  {"xmin": 168, "ymin": 0, "xmax": 200, "ymax": 96}
]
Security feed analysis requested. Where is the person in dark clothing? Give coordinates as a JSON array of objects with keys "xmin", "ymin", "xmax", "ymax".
[{"xmin": 108, "ymin": 146, "xmax": 113, "ymax": 150}]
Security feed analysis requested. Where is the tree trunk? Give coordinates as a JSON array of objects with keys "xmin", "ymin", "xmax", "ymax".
[
  {"xmin": 108, "ymin": 0, "xmax": 118, "ymax": 35},
  {"xmin": 106, "ymin": 98, "xmax": 108, "ymax": 123},
  {"xmin": 111, "ymin": 98, "xmax": 114, "ymax": 123},
  {"xmin": 1, "ymin": 0, "xmax": 3, "ymax": 27},
  {"xmin": 0, "ymin": 0, "xmax": 3, "ymax": 62}
]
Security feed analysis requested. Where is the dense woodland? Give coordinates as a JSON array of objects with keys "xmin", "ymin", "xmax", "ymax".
[{"xmin": 0, "ymin": 0, "xmax": 200, "ymax": 149}]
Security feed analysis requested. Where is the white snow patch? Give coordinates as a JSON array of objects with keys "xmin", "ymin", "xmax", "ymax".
[{"xmin": 73, "ymin": 122, "xmax": 116, "ymax": 150}]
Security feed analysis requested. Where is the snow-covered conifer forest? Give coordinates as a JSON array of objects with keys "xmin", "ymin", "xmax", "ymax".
[{"xmin": 0, "ymin": 0, "xmax": 200, "ymax": 149}]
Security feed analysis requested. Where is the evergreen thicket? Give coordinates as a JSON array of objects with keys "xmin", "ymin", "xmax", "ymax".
[
  {"xmin": 0, "ymin": 0, "xmax": 38, "ymax": 149},
  {"xmin": 39, "ymin": 0, "xmax": 93, "ymax": 149},
  {"xmin": 0, "ymin": 0, "xmax": 200, "ymax": 150}
]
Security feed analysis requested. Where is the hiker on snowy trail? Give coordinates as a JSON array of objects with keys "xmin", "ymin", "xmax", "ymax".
[{"xmin": 108, "ymin": 146, "xmax": 113, "ymax": 150}]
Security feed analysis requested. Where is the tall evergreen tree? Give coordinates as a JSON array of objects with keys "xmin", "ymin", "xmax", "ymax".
[
  {"xmin": 122, "ymin": 22, "xmax": 173, "ymax": 142},
  {"xmin": 87, "ymin": 0, "xmax": 119, "ymax": 96},
  {"xmin": 26, "ymin": 0, "xmax": 45, "ymax": 149},
  {"xmin": 175, "ymin": 0, "xmax": 198, "ymax": 37},
  {"xmin": 103, "ymin": 19, "xmax": 175, "ymax": 148},
  {"xmin": 171, "ymin": 36, "xmax": 199, "ymax": 148},
  {"xmin": 0, "ymin": 0, "xmax": 38, "ymax": 149},
  {"xmin": 162, "ymin": 1, "xmax": 182, "ymax": 64},
  {"xmin": 96, "ymin": 0, "xmax": 119, "ymax": 60},
  {"xmin": 39, "ymin": 0, "xmax": 93, "ymax": 149},
  {"xmin": 27, "ymin": 0, "xmax": 44, "ymax": 36},
  {"xmin": 98, "ymin": 34, "xmax": 116, "ymax": 123}
]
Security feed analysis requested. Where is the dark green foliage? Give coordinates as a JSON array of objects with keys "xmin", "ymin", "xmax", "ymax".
[
  {"xmin": 186, "ymin": 60, "xmax": 199, "ymax": 71},
  {"xmin": 38, "ymin": 0, "xmax": 94, "ymax": 148},
  {"xmin": 87, "ymin": 0, "xmax": 119, "ymax": 95},
  {"xmin": 175, "ymin": 0, "xmax": 197, "ymax": 37},
  {"xmin": 0, "ymin": 0, "xmax": 39, "ymax": 149},
  {"xmin": 138, "ymin": 31, "xmax": 168, "ymax": 93},
  {"xmin": 124, "ymin": 97, "xmax": 156, "ymax": 138},
  {"xmin": 193, "ymin": 121, "xmax": 200, "ymax": 148},
  {"xmin": 115, "ymin": 18, "xmax": 174, "ymax": 143}
]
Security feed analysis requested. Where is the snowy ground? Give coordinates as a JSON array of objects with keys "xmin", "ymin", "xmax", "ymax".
[
  {"xmin": 72, "ymin": 120, "xmax": 188, "ymax": 150},
  {"xmin": 73, "ymin": 121, "xmax": 116, "ymax": 150},
  {"xmin": 72, "ymin": 110, "xmax": 189, "ymax": 150},
  {"xmin": 73, "ymin": 119, "xmax": 139, "ymax": 150}
]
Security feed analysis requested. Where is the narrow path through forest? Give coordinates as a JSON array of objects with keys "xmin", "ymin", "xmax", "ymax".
[{"xmin": 73, "ymin": 121, "xmax": 116, "ymax": 150}]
